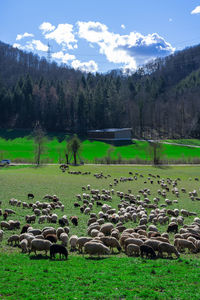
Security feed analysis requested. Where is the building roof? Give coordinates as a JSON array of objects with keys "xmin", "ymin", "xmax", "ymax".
[{"xmin": 88, "ymin": 128, "xmax": 132, "ymax": 133}]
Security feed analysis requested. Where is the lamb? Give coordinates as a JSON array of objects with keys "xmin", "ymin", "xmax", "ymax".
[
  {"xmin": 126, "ymin": 244, "xmax": 140, "ymax": 257},
  {"xmin": 69, "ymin": 235, "xmax": 78, "ymax": 251},
  {"xmin": 20, "ymin": 239, "xmax": 28, "ymax": 253},
  {"xmin": 50, "ymin": 244, "xmax": 68, "ymax": 260},
  {"xmin": 7, "ymin": 234, "xmax": 20, "ymax": 246},
  {"xmin": 84, "ymin": 241, "xmax": 110, "ymax": 256},
  {"xmin": 29, "ymin": 239, "xmax": 52, "ymax": 256},
  {"xmin": 158, "ymin": 242, "xmax": 180, "ymax": 258},
  {"xmin": 140, "ymin": 244, "xmax": 156, "ymax": 259},
  {"xmin": 77, "ymin": 237, "xmax": 93, "ymax": 253}
]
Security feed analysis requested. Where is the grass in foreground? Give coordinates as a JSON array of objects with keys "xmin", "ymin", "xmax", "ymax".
[{"xmin": 0, "ymin": 254, "xmax": 199, "ymax": 299}]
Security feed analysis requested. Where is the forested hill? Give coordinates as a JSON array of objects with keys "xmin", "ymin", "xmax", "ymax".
[{"xmin": 1, "ymin": 40, "xmax": 200, "ymax": 138}]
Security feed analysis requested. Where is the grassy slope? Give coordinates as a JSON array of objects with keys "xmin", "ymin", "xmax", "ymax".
[
  {"xmin": 1, "ymin": 129, "xmax": 200, "ymax": 163},
  {"xmin": 0, "ymin": 165, "xmax": 200, "ymax": 299}
]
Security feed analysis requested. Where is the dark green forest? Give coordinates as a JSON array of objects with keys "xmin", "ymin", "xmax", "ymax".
[{"xmin": 1, "ymin": 40, "xmax": 200, "ymax": 138}]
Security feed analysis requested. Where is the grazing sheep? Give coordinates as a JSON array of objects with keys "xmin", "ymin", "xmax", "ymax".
[
  {"xmin": 50, "ymin": 244, "xmax": 68, "ymax": 260},
  {"xmin": 158, "ymin": 242, "xmax": 180, "ymax": 258},
  {"xmin": 28, "ymin": 229, "xmax": 42, "ymax": 236},
  {"xmin": 43, "ymin": 228, "xmax": 56, "ymax": 238},
  {"xmin": 45, "ymin": 234, "xmax": 57, "ymax": 244},
  {"xmin": 144, "ymin": 240, "xmax": 161, "ymax": 253},
  {"xmin": 77, "ymin": 237, "xmax": 93, "ymax": 253},
  {"xmin": 1, "ymin": 221, "xmax": 10, "ymax": 230},
  {"xmin": 59, "ymin": 233, "xmax": 69, "ymax": 247},
  {"xmin": 167, "ymin": 223, "xmax": 178, "ymax": 234},
  {"xmin": 8, "ymin": 234, "xmax": 20, "ymax": 246},
  {"xmin": 70, "ymin": 216, "xmax": 78, "ymax": 226},
  {"xmin": 140, "ymin": 244, "xmax": 156, "ymax": 259},
  {"xmin": 29, "ymin": 239, "xmax": 52, "ymax": 256},
  {"xmin": 100, "ymin": 223, "xmax": 114, "ymax": 236},
  {"xmin": 100, "ymin": 237, "xmax": 121, "ymax": 253},
  {"xmin": 21, "ymin": 224, "xmax": 31, "ymax": 234},
  {"xmin": 56, "ymin": 227, "xmax": 65, "ymax": 239},
  {"xmin": 84, "ymin": 242, "xmax": 110, "ymax": 256},
  {"xmin": 28, "ymin": 193, "xmax": 34, "ymax": 199},
  {"xmin": 126, "ymin": 244, "xmax": 140, "ymax": 257},
  {"xmin": 0, "ymin": 229, "xmax": 3, "ymax": 242},
  {"xmin": 69, "ymin": 235, "xmax": 78, "ymax": 251},
  {"xmin": 174, "ymin": 238, "xmax": 196, "ymax": 253},
  {"xmin": 3, "ymin": 212, "xmax": 8, "ymax": 220},
  {"xmin": 25, "ymin": 215, "xmax": 36, "ymax": 224},
  {"xmin": 20, "ymin": 239, "xmax": 28, "ymax": 253}
]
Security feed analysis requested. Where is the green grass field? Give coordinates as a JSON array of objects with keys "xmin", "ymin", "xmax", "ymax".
[
  {"xmin": 0, "ymin": 165, "xmax": 200, "ymax": 299},
  {"xmin": 1, "ymin": 129, "xmax": 200, "ymax": 163}
]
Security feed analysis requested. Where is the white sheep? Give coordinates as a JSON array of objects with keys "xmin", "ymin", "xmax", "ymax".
[
  {"xmin": 126, "ymin": 244, "xmax": 140, "ymax": 256},
  {"xmin": 84, "ymin": 241, "xmax": 110, "ymax": 256},
  {"xmin": 69, "ymin": 235, "xmax": 78, "ymax": 251},
  {"xmin": 29, "ymin": 239, "xmax": 52, "ymax": 255},
  {"xmin": 59, "ymin": 233, "xmax": 69, "ymax": 247},
  {"xmin": 8, "ymin": 234, "xmax": 20, "ymax": 246},
  {"xmin": 20, "ymin": 239, "xmax": 28, "ymax": 253},
  {"xmin": 158, "ymin": 242, "xmax": 180, "ymax": 258},
  {"xmin": 77, "ymin": 237, "xmax": 93, "ymax": 253}
]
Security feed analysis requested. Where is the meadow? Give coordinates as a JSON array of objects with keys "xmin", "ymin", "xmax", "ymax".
[
  {"xmin": 0, "ymin": 165, "xmax": 200, "ymax": 299},
  {"xmin": 1, "ymin": 129, "xmax": 200, "ymax": 164}
]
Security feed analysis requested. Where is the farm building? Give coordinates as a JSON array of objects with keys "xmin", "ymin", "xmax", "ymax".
[{"xmin": 88, "ymin": 128, "xmax": 132, "ymax": 141}]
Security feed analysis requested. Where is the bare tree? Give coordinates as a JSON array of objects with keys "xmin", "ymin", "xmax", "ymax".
[
  {"xmin": 67, "ymin": 134, "xmax": 82, "ymax": 165},
  {"xmin": 148, "ymin": 141, "xmax": 164, "ymax": 165},
  {"xmin": 33, "ymin": 122, "xmax": 46, "ymax": 166}
]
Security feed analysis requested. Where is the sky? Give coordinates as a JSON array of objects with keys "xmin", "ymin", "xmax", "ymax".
[{"xmin": 0, "ymin": 0, "xmax": 200, "ymax": 73}]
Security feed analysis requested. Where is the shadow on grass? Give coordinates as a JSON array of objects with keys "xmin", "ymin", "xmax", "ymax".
[
  {"xmin": 29, "ymin": 254, "xmax": 50, "ymax": 260},
  {"xmin": 85, "ymin": 256, "xmax": 110, "ymax": 260}
]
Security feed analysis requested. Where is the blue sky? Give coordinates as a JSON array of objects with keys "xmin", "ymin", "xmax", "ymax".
[{"xmin": 1, "ymin": 0, "xmax": 200, "ymax": 73}]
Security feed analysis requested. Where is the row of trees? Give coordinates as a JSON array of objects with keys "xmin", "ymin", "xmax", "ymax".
[{"xmin": 1, "ymin": 41, "xmax": 200, "ymax": 138}]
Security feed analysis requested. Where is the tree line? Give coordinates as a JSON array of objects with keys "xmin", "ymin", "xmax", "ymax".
[{"xmin": 1, "ymin": 40, "xmax": 200, "ymax": 138}]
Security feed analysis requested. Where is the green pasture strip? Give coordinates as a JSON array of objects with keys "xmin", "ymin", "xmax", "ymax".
[
  {"xmin": 162, "ymin": 143, "xmax": 200, "ymax": 160},
  {"xmin": 0, "ymin": 254, "xmax": 199, "ymax": 299},
  {"xmin": 164, "ymin": 139, "xmax": 200, "ymax": 146}
]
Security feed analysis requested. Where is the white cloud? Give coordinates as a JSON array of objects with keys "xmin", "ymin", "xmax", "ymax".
[
  {"xmin": 169, "ymin": 18, "xmax": 172, "ymax": 22},
  {"xmin": 31, "ymin": 40, "xmax": 48, "ymax": 52},
  {"xmin": 71, "ymin": 59, "xmax": 98, "ymax": 73},
  {"xmin": 77, "ymin": 21, "xmax": 174, "ymax": 71},
  {"xmin": 16, "ymin": 32, "xmax": 34, "ymax": 41},
  {"xmin": 52, "ymin": 51, "xmax": 75, "ymax": 63},
  {"xmin": 13, "ymin": 43, "xmax": 23, "ymax": 49},
  {"xmin": 121, "ymin": 24, "xmax": 126, "ymax": 29},
  {"xmin": 191, "ymin": 6, "xmax": 200, "ymax": 14},
  {"xmin": 39, "ymin": 22, "xmax": 55, "ymax": 33},
  {"xmin": 44, "ymin": 23, "xmax": 77, "ymax": 49}
]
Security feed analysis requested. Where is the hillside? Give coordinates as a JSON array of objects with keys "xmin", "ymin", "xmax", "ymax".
[{"xmin": 1, "ymin": 41, "xmax": 200, "ymax": 138}]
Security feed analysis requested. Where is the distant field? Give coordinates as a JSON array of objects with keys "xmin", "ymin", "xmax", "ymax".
[
  {"xmin": 0, "ymin": 165, "xmax": 200, "ymax": 299},
  {"xmin": 1, "ymin": 129, "xmax": 200, "ymax": 163}
]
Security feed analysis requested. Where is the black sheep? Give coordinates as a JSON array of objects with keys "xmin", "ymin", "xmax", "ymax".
[
  {"xmin": 50, "ymin": 244, "xmax": 68, "ymax": 260},
  {"xmin": 70, "ymin": 216, "xmax": 78, "ymax": 226},
  {"xmin": 140, "ymin": 245, "xmax": 156, "ymax": 259},
  {"xmin": 28, "ymin": 193, "xmax": 34, "ymax": 199},
  {"xmin": 167, "ymin": 223, "xmax": 178, "ymax": 234},
  {"xmin": 21, "ymin": 224, "xmax": 31, "ymax": 234}
]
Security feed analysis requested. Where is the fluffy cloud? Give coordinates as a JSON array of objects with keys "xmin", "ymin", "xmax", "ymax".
[
  {"xmin": 52, "ymin": 51, "xmax": 75, "ymax": 63},
  {"xmin": 31, "ymin": 40, "xmax": 48, "ymax": 52},
  {"xmin": 39, "ymin": 22, "xmax": 55, "ymax": 33},
  {"xmin": 191, "ymin": 6, "xmax": 200, "ymax": 14},
  {"xmin": 13, "ymin": 40, "xmax": 48, "ymax": 52},
  {"xmin": 16, "ymin": 32, "xmax": 34, "ymax": 41},
  {"xmin": 71, "ymin": 59, "xmax": 98, "ymax": 73},
  {"xmin": 77, "ymin": 21, "xmax": 175, "ymax": 71},
  {"xmin": 121, "ymin": 24, "xmax": 126, "ymax": 29},
  {"xmin": 43, "ymin": 23, "xmax": 77, "ymax": 49}
]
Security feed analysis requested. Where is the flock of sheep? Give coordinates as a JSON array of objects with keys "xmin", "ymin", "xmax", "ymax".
[{"xmin": 0, "ymin": 168, "xmax": 200, "ymax": 260}]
